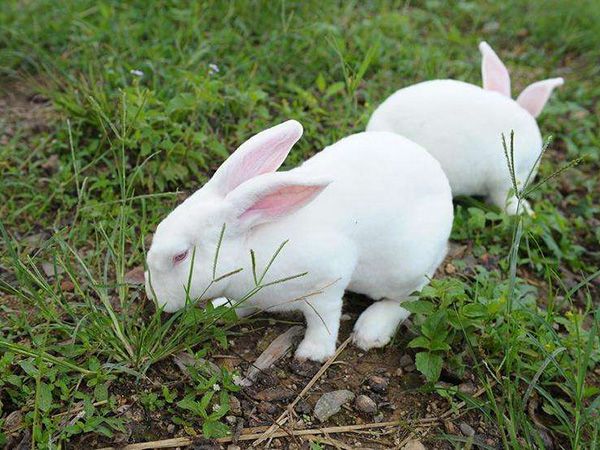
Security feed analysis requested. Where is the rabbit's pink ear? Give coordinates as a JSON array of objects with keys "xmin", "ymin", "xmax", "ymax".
[
  {"xmin": 227, "ymin": 173, "xmax": 330, "ymax": 228},
  {"xmin": 479, "ymin": 41, "xmax": 511, "ymax": 97},
  {"xmin": 516, "ymin": 78, "xmax": 564, "ymax": 118},
  {"xmin": 211, "ymin": 120, "xmax": 303, "ymax": 195}
]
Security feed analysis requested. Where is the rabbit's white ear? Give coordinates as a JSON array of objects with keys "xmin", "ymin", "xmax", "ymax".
[
  {"xmin": 516, "ymin": 78, "xmax": 564, "ymax": 118},
  {"xmin": 211, "ymin": 120, "xmax": 303, "ymax": 195},
  {"xmin": 226, "ymin": 173, "xmax": 330, "ymax": 229},
  {"xmin": 479, "ymin": 41, "xmax": 511, "ymax": 97}
]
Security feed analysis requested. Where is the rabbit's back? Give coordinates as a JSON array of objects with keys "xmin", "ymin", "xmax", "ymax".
[{"xmin": 367, "ymin": 80, "xmax": 542, "ymax": 197}]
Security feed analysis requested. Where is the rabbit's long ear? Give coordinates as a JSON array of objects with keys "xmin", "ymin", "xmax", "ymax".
[
  {"xmin": 211, "ymin": 120, "xmax": 303, "ymax": 195},
  {"xmin": 479, "ymin": 41, "xmax": 511, "ymax": 97},
  {"xmin": 226, "ymin": 172, "xmax": 331, "ymax": 229},
  {"xmin": 516, "ymin": 78, "xmax": 564, "ymax": 117}
]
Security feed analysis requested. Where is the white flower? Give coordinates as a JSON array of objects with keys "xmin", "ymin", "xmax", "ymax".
[
  {"xmin": 208, "ymin": 63, "xmax": 220, "ymax": 75},
  {"xmin": 212, "ymin": 383, "xmax": 221, "ymax": 391},
  {"xmin": 130, "ymin": 69, "xmax": 144, "ymax": 77},
  {"xmin": 212, "ymin": 403, "xmax": 221, "ymax": 412}
]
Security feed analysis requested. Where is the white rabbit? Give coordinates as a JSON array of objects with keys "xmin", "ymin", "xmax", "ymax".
[
  {"xmin": 367, "ymin": 41, "xmax": 564, "ymax": 214},
  {"xmin": 145, "ymin": 120, "xmax": 453, "ymax": 362}
]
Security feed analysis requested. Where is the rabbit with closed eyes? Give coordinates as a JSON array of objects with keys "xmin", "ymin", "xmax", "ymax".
[
  {"xmin": 145, "ymin": 120, "xmax": 453, "ymax": 361},
  {"xmin": 367, "ymin": 41, "xmax": 564, "ymax": 215}
]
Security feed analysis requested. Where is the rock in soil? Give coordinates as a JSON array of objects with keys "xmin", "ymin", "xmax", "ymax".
[
  {"xmin": 124, "ymin": 266, "xmax": 146, "ymax": 285},
  {"xmin": 367, "ymin": 375, "xmax": 388, "ymax": 393},
  {"xmin": 400, "ymin": 354, "xmax": 414, "ymax": 367},
  {"xmin": 4, "ymin": 409, "xmax": 23, "ymax": 431},
  {"xmin": 253, "ymin": 386, "xmax": 295, "ymax": 402},
  {"xmin": 460, "ymin": 422, "xmax": 476, "ymax": 437},
  {"xmin": 41, "ymin": 261, "xmax": 64, "ymax": 277},
  {"xmin": 239, "ymin": 325, "xmax": 304, "ymax": 386},
  {"xmin": 355, "ymin": 394, "xmax": 377, "ymax": 415},
  {"xmin": 458, "ymin": 381, "xmax": 477, "ymax": 395},
  {"xmin": 295, "ymin": 399, "xmax": 312, "ymax": 415},
  {"xmin": 257, "ymin": 401, "xmax": 278, "ymax": 415},
  {"xmin": 538, "ymin": 429, "xmax": 554, "ymax": 449},
  {"xmin": 444, "ymin": 421, "xmax": 458, "ymax": 434},
  {"xmin": 313, "ymin": 390, "xmax": 355, "ymax": 422},
  {"xmin": 401, "ymin": 439, "xmax": 426, "ymax": 450},
  {"xmin": 229, "ymin": 395, "xmax": 242, "ymax": 415},
  {"xmin": 173, "ymin": 352, "xmax": 220, "ymax": 377},
  {"xmin": 405, "ymin": 364, "xmax": 416, "ymax": 372}
]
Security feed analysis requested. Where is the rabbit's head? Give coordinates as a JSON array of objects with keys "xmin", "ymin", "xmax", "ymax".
[
  {"xmin": 145, "ymin": 120, "xmax": 330, "ymax": 312},
  {"xmin": 479, "ymin": 41, "xmax": 564, "ymax": 117}
]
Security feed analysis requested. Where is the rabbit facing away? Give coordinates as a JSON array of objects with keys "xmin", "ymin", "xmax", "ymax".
[
  {"xmin": 145, "ymin": 120, "xmax": 453, "ymax": 361},
  {"xmin": 367, "ymin": 41, "xmax": 564, "ymax": 215}
]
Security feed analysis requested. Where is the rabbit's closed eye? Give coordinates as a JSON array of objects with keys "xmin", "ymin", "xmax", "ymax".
[{"xmin": 172, "ymin": 250, "xmax": 189, "ymax": 265}]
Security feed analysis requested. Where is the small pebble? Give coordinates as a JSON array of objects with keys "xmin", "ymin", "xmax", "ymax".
[
  {"xmin": 367, "ymin": 375, "xmax": 388, "ymax": 393},
  {"xmin": 460, "ymin": 422, "xmax": 476, "ymax": 437},
  {"xmin": 257, "ymin": 401, "xmax": 277, "ymax": 415},
  {"xmin": 444, "ymin": 421, "xmax": 457, "ymax": 434},
  {"xmin": 458, "ymin": 381, "xmax": 477, "ymax": 395},
  {"xmin": 254, "ymin": 386, "xmax": 294, "ymax": 402},
  {"xmin": 401, "ymin": 439, "xmax": 426, "ymax": 450},
  {"xmin": 229, "ymin": 396, "xmax": 242, "ymax": 415},
  {"xmin": 483, "ymin": 21, "xmax": 500, "ymax": 33},
  {"xmin": 227, "ymin": 446, "xmax": 241, "ymax": 450},
  {"xmin": 355, "ymin": 394, "xmax": 377, "ymax": 415},
  {"xmin": 539, "ymin": 429, "xmax": 554, "ymax": 449},
  {"xmin": 399, "ymin": 354, "xmax": 413, "ymax": 367},
  {"xmin": 225, "ymin": 415, "xmax": 237, "ymax": 425},
  {"xmin": 295, "ymin": 399, "xmax": 312, "ymax": 415}
]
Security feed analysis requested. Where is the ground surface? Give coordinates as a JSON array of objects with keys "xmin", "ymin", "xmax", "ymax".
[{"xmin": 0, "ymin": 1, "xmax": 599, "ymax": 449}]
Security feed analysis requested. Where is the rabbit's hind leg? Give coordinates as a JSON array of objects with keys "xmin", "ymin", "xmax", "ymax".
[{"xmin": 352, "ymin": 299, "xmax": 410, "ymax": 351}]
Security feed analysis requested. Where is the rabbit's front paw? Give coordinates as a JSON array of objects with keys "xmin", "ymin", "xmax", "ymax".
[{"xmin": 295, "ymin": 338, "xmax": 335, "ymax": 362}]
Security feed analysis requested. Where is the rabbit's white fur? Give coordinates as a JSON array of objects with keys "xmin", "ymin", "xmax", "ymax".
[
  {"xmin": 367, "ymin": 41, "xmax": 564, "ymax": 214},
  {"xmin": 145, "ymin": 121, "xmax": 453, "ymax": 362}
]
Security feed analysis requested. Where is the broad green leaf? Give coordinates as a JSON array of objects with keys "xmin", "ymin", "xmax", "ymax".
[
  {"xmin": 429, "ymin": 340, "xmax": 451, "ymax": 352},
  {"xmin": 415, "ymin": 352, "xmax": 443, "ymax": 382},
  {"xmin": 421, "ymin": 311, "xmax": 448, "ymax": 340},
  {"xmin": 408, "ymin": 336, "xmax": 431, "ymax": 350},
  {"xmin": 402, "ymin": 300, "xmax": 435, "ymax": 315},
  {"xmin": 94, "ymin": 383, "xmax": 109, "ymax": 402},
  {"xmin": 462, "ymin": 304, "xmax": 487, "ymax": 318},
  {"xmin": 202, "ymin": 420, "xmax": 230, "ymax": 439},
  {"xmin": 38, "ymin": 382, "xmax": 53, "ymax": 412}
]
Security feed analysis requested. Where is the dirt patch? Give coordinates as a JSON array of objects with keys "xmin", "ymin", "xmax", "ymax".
[
  {"xmin": 0, "ymin": 77, "xmax": 55, "ymax": 140},
  {"xmin": 69, "ymin": 298, "xmax": 500, "ymax": 449}
]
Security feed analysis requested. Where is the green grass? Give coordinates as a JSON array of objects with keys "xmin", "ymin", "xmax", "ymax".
[{"xmin": 0, "ymin": 0, "xmax": 598, "ymax": 448}]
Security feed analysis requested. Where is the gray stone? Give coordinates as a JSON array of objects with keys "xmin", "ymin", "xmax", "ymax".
[
  {"xmin": 313, "ymin": 390, "xmax": 355, "ymax": 422},
  {"xmin": 399, "ymin": 354, "xmax": 413, "ymax": 367},
  {"xmin": 458, "ymin": 382, "xmax": 477, "ymax": 395},
  {"xmin": 460, "ymin": 422, "xmax": 476, "ymax": 437},
  {"xmin": 401, "ymin": 439, "xmax": 426, "ymax": 450}
]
